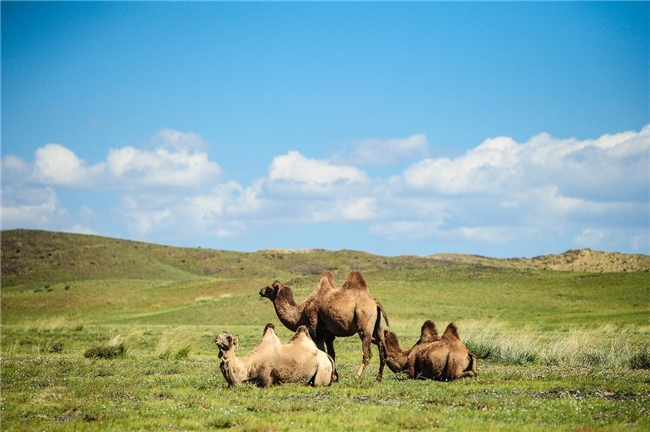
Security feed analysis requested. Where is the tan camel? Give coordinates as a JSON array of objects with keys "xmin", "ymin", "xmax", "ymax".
[
  {"xmin": 384, "ymin": 320, "xmax": 489, "ymax": 381},
  {"xmin": 215, "ymin": 323, "xmax": 336, "ymax": 387},
  {"xmin": 260, "ymin": 271, "xmax": 390, "ymax": 381}
]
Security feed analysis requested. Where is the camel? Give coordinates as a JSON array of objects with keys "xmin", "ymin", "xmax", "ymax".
[
  {"xmin": 260, "ymin": 271, "xmax": 390, "ymax": 381},
  {"xmin": 215, "ymin": 323, "xmax": 336, "ymax": 388},
  {"xmin": 384, "ymin": 320, "xmax": 490, "ymax": 381}
]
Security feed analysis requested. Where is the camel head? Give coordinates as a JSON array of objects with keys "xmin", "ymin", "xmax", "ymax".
[
  {"xmin": 215, "ymin": 332, "xmax": 239, "ymax": 358},
  {"xmin": 259, "ymin": 281, "xmax": 285, "ymax": 301},
  {"xmin": 383, "ymin": 329, "xmax": 408, "ymax": 373}
]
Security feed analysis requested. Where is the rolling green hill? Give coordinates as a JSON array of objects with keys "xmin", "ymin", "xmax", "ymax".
[{"xmin": 2, "ymin": 229, "xmax": 648, "ymax": 332}]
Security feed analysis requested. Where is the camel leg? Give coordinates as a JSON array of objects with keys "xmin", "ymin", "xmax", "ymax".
[
  {"xmin": 314, "ymin": 337, "xmax": 327, "ymax": 353},
  {"xmin": 355, "ymin": 331, "xmax": 373, "ymax": 379},
  {"xmin": 376, "ymin": 344, "xmax": 386, "ymax": 381},
  {"xmin": 373, "ymin": 330, "xmax": 387, "ymax": 381},
  {"xmin": 325, "ymin": 335, "xmax": 336, "ymax": 360}
]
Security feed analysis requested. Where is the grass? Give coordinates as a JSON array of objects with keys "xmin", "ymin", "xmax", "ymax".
[{"xmin": 1, "ymin": 230, "xmax": 650, "ymax": 430}]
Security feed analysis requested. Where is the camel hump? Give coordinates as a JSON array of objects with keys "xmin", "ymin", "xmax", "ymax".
[
  {"xmin": 289, "ymin": 325, "xmax": 311, "ymax": 342},
  {"xmin": 317, "ymin": 272, "xmax": 337, "ymax": 291},
  {"xmin": 341, "ymin": 271, "xmax": 368, "ymax": 290},
  {"xmin": 419, "ymin": 320, "xmax": 439, "ymax": 343},
  {"xmin": 441, "ymin": 322, "xmax": 461, "ymax": 342},
  {"xmin": 263, "ymin": 323, "xmax": 276, "ymax": 335}
]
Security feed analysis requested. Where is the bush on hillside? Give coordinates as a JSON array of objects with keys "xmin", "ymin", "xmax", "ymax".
[
  {"xmin": 84, "ymin": 343, "xmax": 127, "ymax": 359},
  {"xmin": 630, "ymin": 345, "xmax": 650, "ymax": 370}
]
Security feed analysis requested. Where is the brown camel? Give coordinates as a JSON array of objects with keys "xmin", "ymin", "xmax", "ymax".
[
  {"xmin": 215, "ymin": 323, "xmax": 336, "ymax": 387},
  {"xmin": 384, "ymin": 320, "xmax": 489, "ymax": 381},
  {"xmin": 260, "ymin": 271, "xmax": 390, "ymax": 381},
  {"xmin": 258, "ymin": 280, "xmax": 337, "ymax": 358}
]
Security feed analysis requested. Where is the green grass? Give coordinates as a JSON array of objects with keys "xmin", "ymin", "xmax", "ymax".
[{"xmin": 1, "ymin": 230, "xmax": 649, "ymax": 430}]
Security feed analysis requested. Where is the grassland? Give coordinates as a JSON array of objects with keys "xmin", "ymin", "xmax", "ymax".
[{"xmin": 1, "ymin": 229, "xmax": 649, "ymax": 431}]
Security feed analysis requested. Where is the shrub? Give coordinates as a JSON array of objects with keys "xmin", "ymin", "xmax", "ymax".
[
  {"xmin": 158, "ymin": 345, "xmax": 191, "ymax": 360},
  {"xmin": 630, "ymin": 345, "xmax": 650, "ymax": 370},
  {"xmin": 84, "ymin": 343, "xmax": 127, "ymax": 359},
  {"xmin": 42, "ymin": 340, "xmax": 64, "ymax": 354}
]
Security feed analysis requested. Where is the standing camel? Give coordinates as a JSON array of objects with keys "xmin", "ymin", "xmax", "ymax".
[
  {"xmin": 260, "ymin": 271, "xmax": 390, "ymax": 381},
  {"xmin": 258, "ymin": 280, "xmax": 337, "ymax": 359}
]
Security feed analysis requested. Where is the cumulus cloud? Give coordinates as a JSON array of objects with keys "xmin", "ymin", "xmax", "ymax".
[
  {"xmin": 269, "ymin": 151, "xmax": 367, "ymax": 185},
  {"xmin": 5, "ymin": 129, "xmax": 221, "ymax": 190},
  {"xmin": 335, "ymin": 134, "xmax": 429, "ymax": 166},
  {"xmin": 34, "ymin": 144, "xmax": 106, "ymax": 187},
  {"xmin": 404, "ymin": 126, "xmax": 649, "ymax": 203},
  {"xmin": 149, "ymin": 128, "xmax": 209, "ymax": 152},
  {"xmin": 106, "ymin": 145, "xmax": 220, "ymax": 188},
  {"xmin": 2, "ymin": 126, "xmax": 648, "ymax": 254}
]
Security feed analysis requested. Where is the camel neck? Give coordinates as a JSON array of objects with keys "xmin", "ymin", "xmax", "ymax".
[{"xmin": 273, "ymin": 287, "xmax": 303, "ymax": 331}]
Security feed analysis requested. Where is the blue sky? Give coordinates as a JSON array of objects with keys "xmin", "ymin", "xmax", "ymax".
[{"xmin": 2, "ymin": 2, "xmax": 648, "ymax": 258}]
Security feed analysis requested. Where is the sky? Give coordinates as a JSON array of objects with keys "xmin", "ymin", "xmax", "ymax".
[{"xmin": 1, "ymin": 1, "xmax": 649, "ymax": 258}]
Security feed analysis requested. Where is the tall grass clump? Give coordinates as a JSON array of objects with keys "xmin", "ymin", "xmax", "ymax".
[
  {"xmin": 460, "ymin": 320, "xmax": 647, "ymax": 369},
  {"xmin": 84, "ymin": 333, "xmax": 127, "ymax": 359},
  {"xmin": 630, "ymin": 345, "xmax": 650, "ymax": 369},
  {"xmin": 155, "ymin": 328, "xmax": 194, "ymax": 360},
  {"xmin": 84, "ymin": 343, "xmax": 127, "ymax": 359}
]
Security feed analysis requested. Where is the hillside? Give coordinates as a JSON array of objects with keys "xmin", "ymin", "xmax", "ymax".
[
  {"xmin": 429, "ymin": 248, "xmax": 650, "ymax": 272},
  {"xmin": 2, "ymin": 230, "xmax": 648, "ymax": 289},
  {"xmin": 0, "ymin": 229, "xmax": 439, "ymax": 287}
]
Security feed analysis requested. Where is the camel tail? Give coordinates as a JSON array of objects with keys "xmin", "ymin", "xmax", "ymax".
[
  {"xmin": 376, "ymin": 300, "xmax": 389, "ymax": 328},
  {"xmin": 469, "ymin": 349, "xmax": 491, "ymax": 360}
]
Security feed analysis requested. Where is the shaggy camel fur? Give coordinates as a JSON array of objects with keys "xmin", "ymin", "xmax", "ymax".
[
  {"xmin": 384, "ymin": 320, "xmax": 489, "ymax": 381},
  {"xmin": 215, "ymin": 323, "xmax": 336, "ymax": 387},
  {"xmin": 261, "ymin": 271, "xmax": 390, "ymax": 381}
]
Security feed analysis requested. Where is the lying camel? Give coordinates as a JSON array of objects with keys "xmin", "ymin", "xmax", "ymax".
[
  {"xmin": 260, "ymin": 271, "xmax": 390, "ymax": 381},
  {"xmin": 215, "ymin": 323, "xmax": 336, "ymax": 387},
  {"xmin": 384, "ymin": 320, "xmax": 489, "ymax": 381}
]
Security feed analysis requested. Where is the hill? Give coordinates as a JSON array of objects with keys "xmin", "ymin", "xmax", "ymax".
[
  {"xmin": 429, "ymin": 249, "xmax": 650, "ymax": 272},
  {"xmin": 3, "ymin": 230, "xmax": 648, "ymax": 289},
  {"xmin": 0, "ymin": 229, "xmax": 439, "ymax": 287}
]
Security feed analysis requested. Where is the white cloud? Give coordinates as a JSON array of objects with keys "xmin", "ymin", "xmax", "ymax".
[
  {"xmin": 269, "ymin": 151, "xmax": 366, "ymax": 185},
  {"xmin": 1, "ymin": 186, "xmax": 61, "ymax": 227},
  {"xmin": 2, "ymin": 126, "xmax": 648, "ymax": 255},
  {"xmin": 403, "ymin": 136, "xmax": 520, "ymax": 194},
  {"xmin": 33, "ymin": 144, "xmax": 105, "ymax": 187},
  {"xmin": 336, "ymin": 134, "xmax": 429, "ymax": 166},
  {"xmin": 6, "ymin": 130, "xmax": 221, "ymax": 190},
  {"xmin": 149, "ymin": 128, "xmax": 209, "ymax": 152},
  {"xmin": 403, "ymin": 126, "xmax": 649, "ymax": 202},
  {"xmin": 106, "ymin": 145, "xmax": 220, "ymax": 187}
]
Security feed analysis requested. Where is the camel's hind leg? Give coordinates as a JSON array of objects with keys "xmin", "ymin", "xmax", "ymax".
[{"xmin": 355, "ymin": 330, "xmax": 373, "ymax": 379}]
